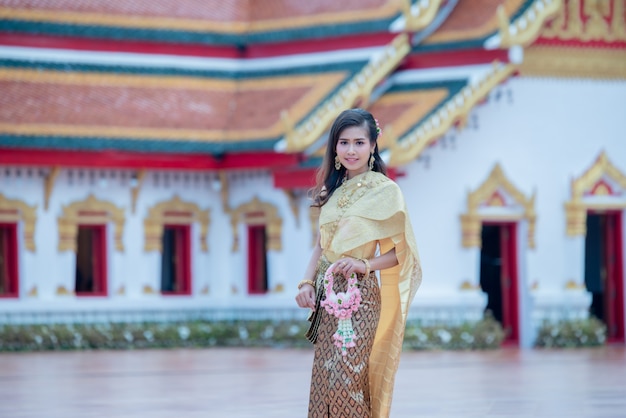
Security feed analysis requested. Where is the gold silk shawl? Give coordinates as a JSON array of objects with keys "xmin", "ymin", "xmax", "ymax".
[{"xmin": 318, "ymin": 171, "xmax": 422, "ymax": 418}]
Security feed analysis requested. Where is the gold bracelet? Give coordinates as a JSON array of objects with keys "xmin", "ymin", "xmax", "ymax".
[
  {"xmin": 359, "ymin": 258, "xmax": 371, "ymax": 278},
  {"xmin": 298, "ymin": 279, "xmax": 316, "ymax": 290}
]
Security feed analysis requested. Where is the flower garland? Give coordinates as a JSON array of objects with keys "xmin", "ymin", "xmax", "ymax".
[{"xmin": 320, "ymin": 264, "xmax": 362, "ymax": 356}]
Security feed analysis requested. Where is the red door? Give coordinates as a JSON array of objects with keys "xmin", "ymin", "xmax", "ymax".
[
  {"xmin": 161, "ymin": 225, "xmax": 191, "ymax": 295},
  {"xmin": 247, "ymin": 225, "xmax": 268, "ymax": 294},
  {"xmin": 0, "ymin": 223, "xmax": 18, "ymax": 298},
  {"xmin": 603, "ymin": 212, "xmax": 625, "ymax": 342},
  {"xmin": 75, "ymin": 224, "xmax": 107, "ymax": 296},
  {"xmin": 500, "ymin": 224, "xmax": 519, "ymax": 345},
  {"xmin": 480, "ymin": 223, "xmax": 519, "ymax": 345}
]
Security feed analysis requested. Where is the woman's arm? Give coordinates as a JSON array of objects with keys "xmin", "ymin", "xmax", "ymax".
[
  {"xmin": 332, "ymin": 247, "xmax": 398, "ymax": 277},
  {"xmin": 369, "ymin": 247, "xmax": 398, "ymax": 271},
  {"xmin": 295, "ymin": 232, "xmax": 322, "ymax": 310}
]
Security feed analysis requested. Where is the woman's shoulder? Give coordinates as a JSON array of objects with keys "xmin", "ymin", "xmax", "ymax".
[{"xmin": 369, "ymin": 171, "xmax": 399, "ymax": 190}]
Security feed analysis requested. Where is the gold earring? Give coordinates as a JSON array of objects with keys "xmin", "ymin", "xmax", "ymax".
[
  {"xmin": 369, "ymin": 154, "xmax": 374, "ymax": 171},
  {"xmin": 335, "ymin": 155, "xmax": 342, "ymax": 170}
]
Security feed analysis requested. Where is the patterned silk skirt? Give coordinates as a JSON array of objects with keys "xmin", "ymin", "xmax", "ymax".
[{"xmin": 308, "ymin": 270, "xmax": 381, "ymax": 418}]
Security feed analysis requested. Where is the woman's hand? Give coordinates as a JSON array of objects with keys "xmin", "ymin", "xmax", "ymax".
[
  {"xmin": 332, "ymin": 257, "xmax": 366, "ymax": 278},
  {"xmin": 296, "ymin": 284, "xmax": 316, "ymax": 310}
]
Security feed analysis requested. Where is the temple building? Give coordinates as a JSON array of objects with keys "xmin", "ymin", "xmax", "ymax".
[{"xmin": 0, "ymin": 0, "xmax": 625, "ymax": 347}]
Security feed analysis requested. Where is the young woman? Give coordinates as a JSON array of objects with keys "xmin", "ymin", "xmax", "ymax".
[{"xmin": 295, "ymin": 108, "xmax": 422, "ymax": 418}]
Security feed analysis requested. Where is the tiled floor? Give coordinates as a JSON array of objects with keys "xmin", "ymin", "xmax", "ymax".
[{"xmin": 0, "ymin": 346, "xmax": 624, "ymax": 417}]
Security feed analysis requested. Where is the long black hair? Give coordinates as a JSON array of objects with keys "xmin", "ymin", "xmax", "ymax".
[{"xmin": 310, "ymin": 108, "xmax": 387, "ymax": 207}]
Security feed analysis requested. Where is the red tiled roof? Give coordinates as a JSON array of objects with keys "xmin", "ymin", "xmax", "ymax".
[
  {"xmin": 0, "ymin": 70, "xmax": 348, "ymax": 142},
  {"xmin": 425, "ymin": 0, "xmax": 526, "ymax": 44},
  {"xmin": 0, "ymin": 0, "xmax": 394, "ymax": 31},
  {"xmin": 0, "ymin": 0, "xmax": 249, "ymax": 22}
]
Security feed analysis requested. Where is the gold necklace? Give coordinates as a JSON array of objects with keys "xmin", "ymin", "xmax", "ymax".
[{"xmin": 337, "ymin": 175, "xmax": 367, "ymax": 208}]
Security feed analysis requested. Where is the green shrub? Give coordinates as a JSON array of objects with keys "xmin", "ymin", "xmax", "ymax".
[
  {"xmin": 534, "ymin": 317, "xmax": 606, "ymax": 348},
  {"xmin": 1, "ymin": 317, "xmax": 506, "ymax": 352},
  {"xmin": 403, "ymin": 315, "xmax": 505, "ymax": 350}
]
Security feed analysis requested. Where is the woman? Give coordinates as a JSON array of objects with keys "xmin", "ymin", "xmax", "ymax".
[{"xmin": 296, "ymin": 108, "xmax": 422, "ymax": 418}]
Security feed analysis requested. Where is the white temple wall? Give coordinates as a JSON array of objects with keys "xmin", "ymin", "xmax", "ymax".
[
  {"xmin": 2, "ymin": 77, "xmax": 624, "ymax": 326},
  {"xmin": 399, "ymin": 76, "xmax": 626, "ymax": 322}
]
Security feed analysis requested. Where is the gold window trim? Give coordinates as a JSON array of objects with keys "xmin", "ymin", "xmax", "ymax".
[
  {"xmin": 57, "ymin": 194, "xmax": 125, "ymax": 252},
  {"xmin": 565, "ymin": 151, "xmax": 626, "ymax": 236},
  {"xmin": 230, "ymin": 197, "xmax": 282, "ymax": 252},
  {"xmin": 144, "ymin": 195, "xmax": 210, "ymax": 252},
  {"xmin": 0, "ymin": 193, "xmax": 37, "ymax": 252},
  {"xmin": 460, "ymin": 164, "xmax": 536, "ymax": 248}
]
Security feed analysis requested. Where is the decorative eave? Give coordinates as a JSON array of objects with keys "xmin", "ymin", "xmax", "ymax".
[
  {"xmin": 277, "ymin": 33, "xmax": 411, "ymax": 153},
  {"xmin": 391, "ymin": 0, "xmax": 445, "ymax": 32},
  {"xmin": 485, "ymin": 0, "xmax": 563, "ymax": 49},
  {"xmin": 385, "ymin": 61, "xmax": 517, "ymax": 167}
]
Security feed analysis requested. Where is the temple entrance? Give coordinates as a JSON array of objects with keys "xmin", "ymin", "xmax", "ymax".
[
  {"xmin": 75, "ymin": 224, "xmax": 107, "ymax": 296},
  {"xmin": 247, "ymin": 224, "xmax": 268, "ymax": 294},
  {"xmin": 584, "ymin": 212, "xmax": 625, "ymax": 342},
  {"xmin": 160, "ymin": 224, "xmax": 191, "ymax": 295},
  {"xmin": 479, "ymin": 223, "xmax": 519, "ymax": 344},
  {"xmin": 0, "ymin": 223, "xmax": 18, "ymax": 297}
]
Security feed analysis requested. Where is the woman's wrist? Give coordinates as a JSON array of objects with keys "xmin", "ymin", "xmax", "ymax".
[
  {"xmin": 359, "ymin": 258, "xmax": 371, "ymax": 277},
  {"xmin": 298, "ymin": 279, "xmax": 316, "ymax": 290}
]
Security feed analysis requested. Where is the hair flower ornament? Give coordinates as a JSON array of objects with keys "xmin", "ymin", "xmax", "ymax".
[{"xmin": 374, "ymin": 118, "xmax": 382, "ymax": 136}]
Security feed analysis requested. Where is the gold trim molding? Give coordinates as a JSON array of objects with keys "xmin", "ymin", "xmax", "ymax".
[
  {"xmin": 281, "ymin": 33, "xmax": 411, "ymax": 152},
  {"xmin": 230, "ymin": 197, "xmax": 283, "ymax": 252},
  {"xmin": 144, "ymin": 195, "xmax": 210, "ymax": 252},
  {"xmin": 44, "ymin": 166, "xmax": 59, "ymax": 211},
  {"xmin": 0, "ymin": 193, "xmax": 37, "ymax": 252},
  {"xmin": 565, "ymin": 151, "xmax": 626, "ymax": 236},
  {"xmin": 130, "ymin": 170, "xmax": 146, "ymax": 214},
  {"xmin": 57, "ymin": 194, "xmax": 125, "ymax": 252},
  {"xmin": 461, "ymin": 164, "xmax": 537, "ymax": 248},
  {"xmin": 389, "ymin": 61, "xmax": 517, "ymax": 167},
  {"xmin": 521, "ymin": 46, "xmax": 626, "ymax": 79}
]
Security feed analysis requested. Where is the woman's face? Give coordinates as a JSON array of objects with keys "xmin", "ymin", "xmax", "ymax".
[{"xmin": 335, "ymin": 125, "xmax": 375, "ymax": 179}]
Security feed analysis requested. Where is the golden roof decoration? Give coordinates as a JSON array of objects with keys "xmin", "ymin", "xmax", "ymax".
[
  {"xmin": 386, "ymin": 61, "xmax": 517, "ymax": 167},
  {"xmin": 541, "ymin": 0, "xmax": 626, "ymax": 43},
  {"xmin": 486, "ymin": 0, "xmax": 563, "ymax": 49},
  {"xmin": 391, "ymin": 0, "xmax": 445, "ymax": 32},
  {"xmin": 277, "ymin": 33, "xmax": 411, "ymax": 153}
]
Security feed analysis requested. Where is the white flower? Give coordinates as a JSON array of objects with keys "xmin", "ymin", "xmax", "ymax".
[
  {"xmin": 178, "ymin": 326, "xmax": 190, "ymax": 340},
  {"xmin": 436, "ymin": 329, "xmax": 452, "ymax": 344}
]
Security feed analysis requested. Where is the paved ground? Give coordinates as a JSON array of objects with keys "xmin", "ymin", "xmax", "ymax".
[{"xmin": 0, "ymin": 346, "xmax": 625, "ymax": 417}]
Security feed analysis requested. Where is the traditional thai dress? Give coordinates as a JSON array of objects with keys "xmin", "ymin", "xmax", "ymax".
[{"xmin": 307, "ymin": 171, "xmax": 422, "ymax": 418}]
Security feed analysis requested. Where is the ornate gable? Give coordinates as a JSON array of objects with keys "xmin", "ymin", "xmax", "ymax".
[
  {"xmin": 57, "ymin": 194, "xmax": 125, "ymax": 252},
  {"xmin": 565, "ymin": 151, "xmax": 626, "ymax": 235},
  {"xmin": 0, "ymin": 193, "xmax": 37, "ymax": 251},
  {"xmin": 461, "ymin": 164, "xmax": 536, "ymax": 248},
  {"xmin": 144, "ymin": 195, "xmax": 210, "ymax": 252},
  {"xmin": 230, "ymin": 197, "xmax": 282, "ymax": 252}
]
